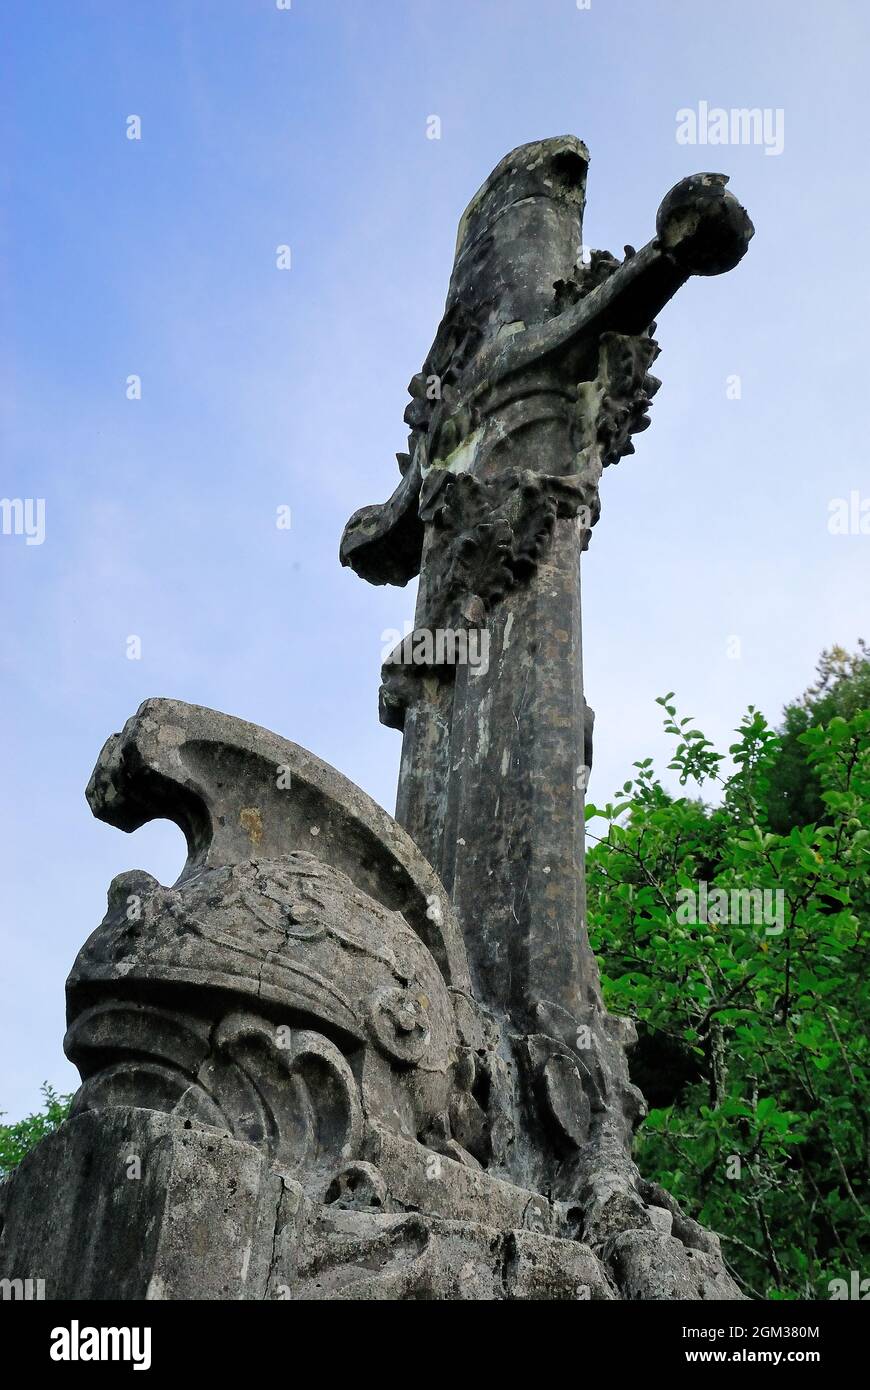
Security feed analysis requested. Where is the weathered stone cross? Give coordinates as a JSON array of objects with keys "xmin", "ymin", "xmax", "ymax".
[
  {"xmin": 0, "ymin": 137, "xmax": 754, "ymax": 1303},
  {"xmin": 342, "ymin": 137, "xmax": 753, "ymax": 1040}
]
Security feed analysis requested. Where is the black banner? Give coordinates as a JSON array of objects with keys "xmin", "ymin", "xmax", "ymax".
[{"xmin": 0, "ymin": 1297, "xmax": 865, "ymax": 1374}]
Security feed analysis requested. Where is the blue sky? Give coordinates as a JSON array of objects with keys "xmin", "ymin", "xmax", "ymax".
[{"xmin": 2, "ymin": 0, "xmax": 867, "ymax": 1120}]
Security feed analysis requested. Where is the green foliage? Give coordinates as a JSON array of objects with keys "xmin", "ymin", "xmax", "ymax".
[
  {"xmin": 0, "ymin": 1083, "xmax": 72, "ymax": 1178},
  {"xmin": 764, "ymin": 641, "xmax": 870, "ymax": 833},
  {"xmin": 586, "ymin": 671, "xmax": 869, "ymax": 1300}
]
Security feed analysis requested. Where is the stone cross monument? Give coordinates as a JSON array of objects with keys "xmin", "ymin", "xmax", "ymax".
[
  {"xmin": 341, "ymin": 135, "xmax": 753, "ymax": 1253},
  {"xmin": 0, "ymin": 138, "xmax": 753, "ymax": 1300}
]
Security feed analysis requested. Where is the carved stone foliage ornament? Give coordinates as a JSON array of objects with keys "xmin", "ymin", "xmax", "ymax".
[{"xmin": 420, "ymin": 467, "xmax": 600, "ymax": 629}]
